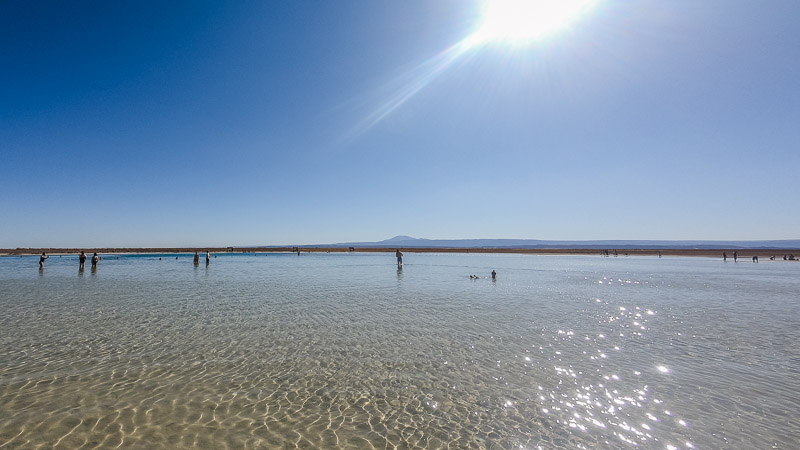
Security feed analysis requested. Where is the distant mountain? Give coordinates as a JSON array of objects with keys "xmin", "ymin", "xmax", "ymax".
[
  {"xmin": 326, "ymin": 237, "xmax": 800, "ymax": 250},
  {"xmin": 382, "ymin": 235, "xmax": 417, "ymax": 243}
]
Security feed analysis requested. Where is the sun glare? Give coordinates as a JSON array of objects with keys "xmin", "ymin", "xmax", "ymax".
[
  {"xmin": 472, "ymin": 0, "xmax": 598, "ymax": 45},
  {"xmin": 347, "ymin": 0, "xmax": 600, "ymax": 138}
]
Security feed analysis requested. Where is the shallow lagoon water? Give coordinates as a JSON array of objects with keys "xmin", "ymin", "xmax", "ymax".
[{"xmin": 1, "ymin": 252, "xmax": 798, "ymax": 448}]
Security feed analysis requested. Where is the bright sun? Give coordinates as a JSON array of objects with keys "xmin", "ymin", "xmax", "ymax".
[{"xmin": 472, "ymin": 0, "xmax": 598, "ymax": 45}]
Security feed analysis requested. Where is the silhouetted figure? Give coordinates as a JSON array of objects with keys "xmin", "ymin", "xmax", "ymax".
[
  {"xmin": 733, "ymin": 251, "xmax": 738, "ymax": 262},
  {"xmin": 205, "ymin": 251, "xmax": 210, "ymax": 265},
  {"xmin": 39, "ymin": 252, "xmax": 48, "ymax": 268},
  {"xmin": 193, "ymin": 252, "xmax": 200, "ymax": 265},
  {"xmin": 79, "ymin": 251, "xmax": 87, "ymax": 269},
  {"xmin": 491, "ymin": 270, "xmax": 497, "ymax": 280},
  {"xmin": 658, "ymin": 252, "xmax": 662, "ymax": 258},
  {"xmin": 396, "ymin": 249, "xmax": 403, "ymax": 267},
  {"xmin": 91, "ymin": 252, "xmax": 99, "ymax": 268},
  {"xmin": 723, "ymin": 252, "xmax": 727, "ymax": 262},
  {"xmin": 752, "ymin": 256, "xmax": 758, "ymax": 263}
]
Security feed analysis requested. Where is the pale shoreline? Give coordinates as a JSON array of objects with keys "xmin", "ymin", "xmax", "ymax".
[{"xmin": 2, "ymin": 247, "xmax": 799, "ymax": 259}]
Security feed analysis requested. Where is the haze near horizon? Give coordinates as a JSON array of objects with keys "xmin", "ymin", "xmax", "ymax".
[{"xmin": 2, "ymin": 1, "xmax": 798, "ymax": 248}]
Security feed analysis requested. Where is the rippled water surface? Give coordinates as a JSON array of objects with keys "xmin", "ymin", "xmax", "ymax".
[{"xmin": 1, "ymin": 252, "xmax": 798, "ymax": 449}]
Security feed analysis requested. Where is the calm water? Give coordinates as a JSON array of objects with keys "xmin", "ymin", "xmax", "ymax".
[{"xmin": 0, "ymin": 252, "xmax": 798, "ymax": 449}]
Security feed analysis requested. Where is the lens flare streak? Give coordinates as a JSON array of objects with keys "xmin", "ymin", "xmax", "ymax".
[{"xmin": 346, "ymin": 38, "xmax": 475, "ymax": 140}]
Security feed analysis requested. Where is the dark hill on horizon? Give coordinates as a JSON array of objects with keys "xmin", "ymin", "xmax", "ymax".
[{"xmin": 321, "ymin": 236, "xmax": 800, "ymax": 250}]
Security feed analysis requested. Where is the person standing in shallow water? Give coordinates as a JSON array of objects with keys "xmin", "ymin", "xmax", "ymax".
[
  {"xmin": 733, "ymin": 251, "xmax": 738, "ymax": 262},
  {"xmin": 79, "ymin": 251, "xmax": 87, "ymax": 269},
  {"xmin": 91, "ymin": 252, "xmax": 99, "ymax": 268},
  {"xmin": 396, "ymin": 249, "xmax": 403, "ymax": 267},
  {"xmin": 39, "ymin": 252, "xmax": 48, "ymax": 268},
  {"xmin": 205, "ymin": 251, "xmax": 210, "ymax": 265},
  {"xmin": 491, "ymin": 270, "xmax": 497, "ymax": 280},
  {"xmin": 193, "ymin": 252, "xmax": 200, "ymax": 265}
]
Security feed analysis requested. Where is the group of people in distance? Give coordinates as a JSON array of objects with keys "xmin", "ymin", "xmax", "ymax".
[
  {"xmin": 396, "ymin": 249, "xmax": 497, "ymax": 280},
  {"xmin": 78, "ymin": 250, "xmax": 99, "ymax": 269},
  {"xmin": 38, "ymin": 250, "xmax": 213, "ymax": 269},
  {"xmin": 37, "ymin": 251, "xmax": 99, "ymax": 269},
  {"xmin": 194, "ymin": 251, "xmax": 211, "ymax": 265},
  {"xmin": 722, "ymin": 251, "xmax": 738, "ymax": 262},
  {"xmin": 36, "ymin": 250, "xmax": 502, "ymax": 278},
  {"xmin": 723, "ymin": 251, "xmax": 796, "ymax": 263},
  {"xmin": 470, "ymin": 270, "xmax": 497, "ymax": 280}
]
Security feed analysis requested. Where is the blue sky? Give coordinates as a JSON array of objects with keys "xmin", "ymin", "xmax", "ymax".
[{"xmin": 2, "ymin": 1, "xmax": 798, "ymax": 247}]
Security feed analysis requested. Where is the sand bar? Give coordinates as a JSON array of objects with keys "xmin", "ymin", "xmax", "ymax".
[{"xmin": 3, "ymin": 247, "xmax": 798, "ymax": 259}]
